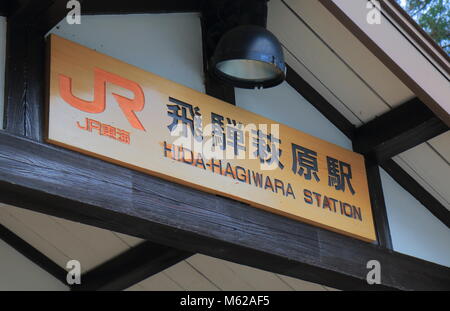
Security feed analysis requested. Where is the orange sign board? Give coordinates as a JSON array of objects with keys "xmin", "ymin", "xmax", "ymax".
[{"xmin": 46, "ymin": 35, "xmax": 376, "ymax": 242}]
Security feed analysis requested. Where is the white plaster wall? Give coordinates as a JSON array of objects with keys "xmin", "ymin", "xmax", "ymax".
[
  {"xmin": 0, "ymin": 17, "xmax": 6, "ymax": 129},
  {"xmin": 0, "ymin": 239, "xmax": 68, "ymax": 290},
  {"xmin": 236, "ymin": 80, "xmax": 450, "ymax": 267},
  {"xmin": 380, "ymin": 168, "xmax": 450, "ymax": 267},
  {"xmin": 48, "ymin": 13, "xmax": 204, "ymax": 92},
  {"xmin": 235, "ymin": 83, "xmax": 352, "ymax": 149}
]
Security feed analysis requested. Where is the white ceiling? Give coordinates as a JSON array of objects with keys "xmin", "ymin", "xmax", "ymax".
[
  {"xmin": 394, "ymin": 131, "xmax": 450, "ymax": 211},
  {"xmin": 0, "ymin": 203, "xmax": 335, "ymax": 291}
]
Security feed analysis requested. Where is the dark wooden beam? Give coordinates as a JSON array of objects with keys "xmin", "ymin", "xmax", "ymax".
[
  {"xmin": 381, "ymin": 160, "xmax": 450, "ymax": 229},
  {"xmin": 0, "ymin": 132, "xmax": 449, "ymax": 290},
  {"xmin": 200, "ymin": 0, "xmax": 271, "ymax": 104},
  {"xmin": 0, "ymin": 223, "xmax": 68, "ymax": 286},
  {"xmin": 81, "ymin": 0, "xmax": 202, "ymax": 15},
  {"xmin": 0, "ymin": 1, "xmax": 9, "ymax": 16},
  {"xmin": 4, "ymin": 0, "xmax": 66, "ymax": 141},
  {"xmin": 7, "ymin": 0, "xmax": 52, "ymax": 22},
  {"xmin": 363, "ymin": 156, "xmax": 393, "ymax": 249},
  {"xmin": 285, "ymin": 64, "xmax": 355, "ymax": 140},
  {"xmin": 318, "ymin": 0, "xmax": 450, "ymax": 127},
  {"xmin": 354, "ymin": 97, "xmax": 448, "ymax": 163},
  {"xmin": 73, "ymin": 241, "xmax": 192, "ymax": 291},
  {"xmin": 8, "ymin": 0, "xmax": 203, "ymax": 19}
]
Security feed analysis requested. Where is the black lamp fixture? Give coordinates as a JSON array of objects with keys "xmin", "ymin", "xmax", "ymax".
[{"xmin": 211, "ymin": 25, "xmax": 286, "ymax": 89}]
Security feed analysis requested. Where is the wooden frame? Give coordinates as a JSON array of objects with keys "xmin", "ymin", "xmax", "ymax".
[
  {"xmin": 353, "ymin": 97, "xmax": 448, "ymax": 163},
  {"xmin": 0, "ymin": 3, "xmax": 8, "ymax": 17},
  {"xmin": 362, "ymin": 156, "xmax": 393, "ymax": 249}
]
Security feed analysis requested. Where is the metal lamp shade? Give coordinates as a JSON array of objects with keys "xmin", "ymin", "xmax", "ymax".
[{"xmin": 211, "ymin": 25, "xmax": 286, "ymax": 89}]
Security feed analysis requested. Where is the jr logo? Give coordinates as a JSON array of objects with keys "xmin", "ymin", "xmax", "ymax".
[{"xmin": 59, "ymin": 68, "xmax": 146, "ymax": 131}]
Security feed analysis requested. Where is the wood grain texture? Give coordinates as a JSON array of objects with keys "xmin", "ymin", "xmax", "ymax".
[
  {"xmin": 317, "ymin": 0, "xmax": 450, "ymax": 127},
  {"xmin": 0, "ymin": 131, "xmax": 449, "ymax": 290},
  {"xmin": 354, "ymin": 97, "xmax": 448, "ymax": 163},
  {"xmin": 4, "ymin": 0, "xmax": 64, "ymax": 140}
]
